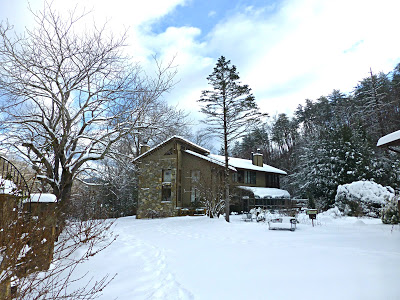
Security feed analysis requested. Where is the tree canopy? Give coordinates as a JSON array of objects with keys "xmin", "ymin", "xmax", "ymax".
[{"xmin": 0, "ymin": 4, "xmax": 175, "ymax": 204}]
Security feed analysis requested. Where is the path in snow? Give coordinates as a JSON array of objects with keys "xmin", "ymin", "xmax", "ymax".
[{"xmin": 76, "ymin": 218, "xmax": 194, "ymax": 300}]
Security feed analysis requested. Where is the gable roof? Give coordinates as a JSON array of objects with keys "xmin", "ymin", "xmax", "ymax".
[
  {"xmin": 133, "ymin": 136, "xmax": 210, "ymax": 161},
  {"xmin": 208, "ymin": 154, "xmax": 287, "ymax": 175},
  {"xmin": 133, "ymin": 136, "xmax": 286, "ymax": 175}
]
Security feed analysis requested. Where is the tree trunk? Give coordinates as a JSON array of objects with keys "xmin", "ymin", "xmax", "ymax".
[{"xmin": 223, "ymin": 97, "xmax": 230, "ymax": 222}]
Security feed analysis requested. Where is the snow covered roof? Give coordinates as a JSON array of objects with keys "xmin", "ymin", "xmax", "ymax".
[
  {"xmin": 30, "ymin": 193, "xmax": 57, "ymax": 203},
  {"xmin": 133, "ymin": 136, "xmax": 286, "ymax": 175},
  {"xmin": 208, "ymin": 154, "xmax": 287, "ymax": 175},
  {"xmin": 133, "ymin": 136, "xmax": 210, "ymax": 161},
  {"xmin": 237, "ymin": 186, "xmax": 291, "ymax": 199},
  {"xmin": 184, "ymin": 150, "xmax": 237, "ymax": 171},
  {"xmin": 377, "ymin": 129, "xmax": 400, "ymax": 147}
]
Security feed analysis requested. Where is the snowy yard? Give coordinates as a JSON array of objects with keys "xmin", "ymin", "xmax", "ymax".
[{"xmin": 69, "ymin": 213, "xmax": 400, "ymax": 300}]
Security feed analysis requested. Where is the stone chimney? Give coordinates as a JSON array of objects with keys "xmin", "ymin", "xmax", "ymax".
[
  {"xmin": 252, "ymin": 148, "xmax": 263, "ymax": 167},
  {"xmin": 140, "ymin": 144, "xmax": 150, "ymax": 155}
]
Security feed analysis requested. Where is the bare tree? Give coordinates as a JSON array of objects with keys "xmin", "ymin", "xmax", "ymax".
[
  {"xmin": 0, "ymin": 200, "xmax": 116, "ymax": 299},
  {"xmin": 0, "ymin": 3, "xmax": 176, "ymax": 298},
  {"xmin": 195, "ymin": 167, "xmax": 225, "ymax": 218},
  {"xmin": 127, "ymin": 100, "xmax": 191, "ymax": 156},
  {"xmin": 0, "ymin": 3, "xmax": 176, "ymax": 206},
  {"xmin": 189, "ymin": 128, "xmax": 216, "ymax": 153},
  {"xmin": 0, "ymin": 156, "xmax": 116, "ymax": 299}
]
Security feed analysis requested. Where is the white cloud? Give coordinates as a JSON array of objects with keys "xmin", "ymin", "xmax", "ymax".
[
  {"xmin": 185, "ymin": 0, "xmax": 400, "ymax": 115},
  {"xmin": 208, "ymin": 10, "xmax": 216, "ymax": 18},
  {"xmin": 2, "ymin": 0, "xmax": 400, "ymax": 119}
]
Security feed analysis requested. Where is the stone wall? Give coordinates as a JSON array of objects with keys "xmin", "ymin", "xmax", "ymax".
[{"xmin": 136, "ymin": 156, "xmax": 177, "ymax": 219}]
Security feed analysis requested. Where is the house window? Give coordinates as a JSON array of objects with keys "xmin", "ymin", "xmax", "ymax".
[
  {"xmin": 244, "ymin": 171, "xmax": 256, "ymax": 184},
  {"xmin": 162, "ymin": 186, "xmax": 172, "ymax": 202},
  {"xmin": 237, "ymin": 170, "xmax": 244, "ymax": 183},
  {"xmin": 266, "ymin": 174, "xmax": 279, "ymax": 188},
  {"xmin": 190, "ymin": 187, "xmax": 199, "ymax": 203},
  {"xmin": 191, "ymin": 170, "xmax": 200, "ymax": 183},
  {"xmin": 232, "ymin": 173, "xmax": 238, "ymax": 183},
  {"xmin": 190, "ymin": 170, "xmax": 200, "ymax": 203},
  {"xmin": 162, "ymin": 169, "xmax": 172, "ymax": 183},
  {"xmin": 162, "ymin": 169, "xmax": 172, "ymax": 202}
]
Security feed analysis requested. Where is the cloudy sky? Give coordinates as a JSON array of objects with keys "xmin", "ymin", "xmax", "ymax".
[{"xmin": 1, "ymin": 0, "xmax": 400, "ymax": 121}]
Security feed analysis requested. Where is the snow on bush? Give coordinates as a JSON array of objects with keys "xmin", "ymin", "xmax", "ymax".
[
  {"xmin": 320, "ymin": 207, "xmax": 342, "ymax": 218},
  {"xmin": 381, "ymin": 196, "xmax": 400, "ymax": 224},
  {"xmin": 335, "ymin": 181, "xmax": 395, "ymax": 218}
]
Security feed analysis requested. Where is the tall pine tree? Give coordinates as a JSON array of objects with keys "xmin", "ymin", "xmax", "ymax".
[{"xmin": 198, "ymin": 56, "xmax": 266, "ymax": 222}]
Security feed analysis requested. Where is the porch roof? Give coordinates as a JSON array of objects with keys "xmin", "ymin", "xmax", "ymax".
[{"xmin": 237, "ymin": 186, "xmax": 290, "ymax": 199}]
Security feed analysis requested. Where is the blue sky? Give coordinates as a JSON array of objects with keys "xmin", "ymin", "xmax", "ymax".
[
  {"xmin": 1, "ymin": 0, "xmax": 400, "ymax": 122},
  {"xmin": 152, "ymin": 0, "xmax": 277, "ymax": 36}
]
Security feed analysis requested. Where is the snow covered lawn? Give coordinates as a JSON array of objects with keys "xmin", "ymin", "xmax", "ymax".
[{"xmin": 69, "ymin": 214, "xmax": 400, "ymax": 300}]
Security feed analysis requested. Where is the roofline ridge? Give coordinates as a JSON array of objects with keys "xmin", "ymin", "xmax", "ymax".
[{"xmin": 133, "ymin": 136, "xmax": 210, "ymax": 162}]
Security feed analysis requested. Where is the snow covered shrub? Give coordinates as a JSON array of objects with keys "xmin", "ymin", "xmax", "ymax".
[
  {"xmin": 322, "ymin": 207, "xmax": 342, "ymax": 218},
  {"xmin": 381, "ymin": 196, "xmax": 400, "ymax": 224},
  {"xmin": 335, "ymin": 181, "xmax": 395, "ymax": 217}
]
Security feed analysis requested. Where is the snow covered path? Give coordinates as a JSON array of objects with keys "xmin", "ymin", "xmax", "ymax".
[{"xmin": 69, "ymin": 215, "xmax": 400, "ymax": 300}]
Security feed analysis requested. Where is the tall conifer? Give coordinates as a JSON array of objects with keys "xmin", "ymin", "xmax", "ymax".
[{"xmin": 198, "ymin": 56, "xmax": 265, "ymax": 222}]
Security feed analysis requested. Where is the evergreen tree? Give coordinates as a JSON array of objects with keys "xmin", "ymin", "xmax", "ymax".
[
  {"xmin": 231, "ymin": 123, "xmax": 272, "ymax": 161},
  {"xmin": 381, "ymin": 196, "xmax": 400, "ymax": 224},
  {"xmin": 198, "ymin": 56, "xmax": 266, "ymax": 222},
  {"xmin": 289, "ymin": 124, "xmax": 398, "ymax": 210},
  {"xmin": 353, "ymin": 70, "xmax": 393, "ymax": 139}
]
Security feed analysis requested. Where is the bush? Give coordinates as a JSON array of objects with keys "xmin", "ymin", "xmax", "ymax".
[
  {"xmin": 381, "ymin": 196, "xmax": 400, "ymax": 224},
  {"xmin": 335, "ymin": 181, "xmax": 394, "ymax": 217}
]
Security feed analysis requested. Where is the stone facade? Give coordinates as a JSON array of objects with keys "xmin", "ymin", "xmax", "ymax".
[
  {"xmin": 135, "ymin": 137, "xmax": 212, "ymax": 218},
  {"xmin": 134, "ymin": 136, "xmax": 287, "ymax": 218},
  {"xmin": 137, "ymin": 156, "xmax": 177, "ymax": 218}
]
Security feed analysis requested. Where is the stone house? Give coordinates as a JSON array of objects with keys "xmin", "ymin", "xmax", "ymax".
[{"xmin": 133, "ymin": 136, "xmax": 290, "ymax": 218}]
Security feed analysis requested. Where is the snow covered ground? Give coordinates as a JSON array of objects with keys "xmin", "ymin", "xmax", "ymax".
[{"xmin": 68, "ymin": 213, "xmax": 400, "ymax": 300}]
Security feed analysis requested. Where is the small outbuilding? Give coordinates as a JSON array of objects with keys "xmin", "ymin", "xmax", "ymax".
[
  {"xmin": 377, "ymin": 129, "xmax": 400, "ymax": 213},
  {"xmin": 377, "ymin": 129, "xmax": 400, "ymax": 153}
]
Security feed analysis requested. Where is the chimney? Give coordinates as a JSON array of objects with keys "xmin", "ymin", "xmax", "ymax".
[
  {"xmin": 252, "ymin": 148, "xmax": 263, "ymax": 167},
  {"xmin": 140, "ymin": 144, "xmax": 150, "ymax": 155}
]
